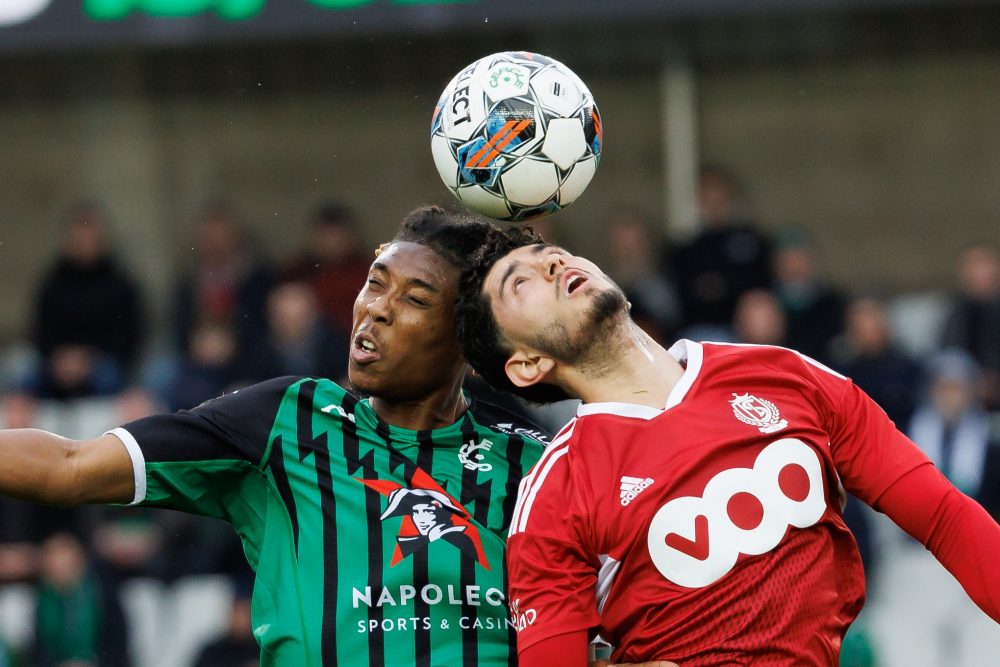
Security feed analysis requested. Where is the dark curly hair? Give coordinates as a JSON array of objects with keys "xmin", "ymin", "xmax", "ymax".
[
  {"xmin": 455, "ymin": 225, "xmax": 573, "ymax": 404},
  {"xmin": 391, "ymin": 205, "xmax": 499, "ymax": 272}
]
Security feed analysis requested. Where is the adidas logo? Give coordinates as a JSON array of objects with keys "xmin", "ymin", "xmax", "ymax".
[{"xmin": 619, "ymin": 476, "xmax": 654, "ymax": 506}]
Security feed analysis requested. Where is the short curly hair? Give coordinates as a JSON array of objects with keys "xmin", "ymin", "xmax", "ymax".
[
  {"xmin": 391, "ymin": 205, "xmax": 498, "ymax": 272},
  {"xmin": 455, "ymin": 225, "xmax": 573, "ymax": 404}
]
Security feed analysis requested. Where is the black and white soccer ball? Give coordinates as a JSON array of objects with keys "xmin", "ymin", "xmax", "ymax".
[{"xmin": 430, "ymin": 51, "xmax": 603, "ymax": 222}]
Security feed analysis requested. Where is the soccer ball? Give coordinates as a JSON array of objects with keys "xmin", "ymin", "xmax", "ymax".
[{"xmin": 430, "ymin": 51, "xmax": 603, "ymax": 221}]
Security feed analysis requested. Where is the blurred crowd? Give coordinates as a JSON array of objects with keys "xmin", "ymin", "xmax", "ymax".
[{"xmin": 1, "ymin": 166, "xmax": 999, "ymax": 666}]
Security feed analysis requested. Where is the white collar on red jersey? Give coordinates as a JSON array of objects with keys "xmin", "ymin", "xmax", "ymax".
[{"xmin": 575, "ymin": 339, "xmax": 704, "ymax": 420}]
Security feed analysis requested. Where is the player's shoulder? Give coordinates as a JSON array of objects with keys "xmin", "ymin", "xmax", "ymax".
[
  {"xmin": 469, "ymin": 397, "xmax": 552, "ymax": 447},
  {"xmin": 509, "ymin": 418, "xmax": 588, "ymax": 536},
  {"xmin": 194, "ymin": 375, "xmax": 351, "ymax": 414},
  {"xmin": 699, "ymin": 340, "xmax": 846, "ymax": 380},
  {"xmin": 700, "ymin": 340, "xmax": 799, "ymax": 365}
]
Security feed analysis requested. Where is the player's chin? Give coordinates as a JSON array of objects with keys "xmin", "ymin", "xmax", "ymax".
[{"xmin": 347, "ymin": 363, "xmax": 384, "ymax": 395}]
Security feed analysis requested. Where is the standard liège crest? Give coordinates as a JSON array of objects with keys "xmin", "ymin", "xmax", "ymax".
[{"xmin": 729, "ymin": 393, "xmax": 788, "ymax": 434}]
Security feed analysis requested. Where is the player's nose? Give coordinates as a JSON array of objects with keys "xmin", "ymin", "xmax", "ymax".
[
  {"xmin": 365, "ymin": 292, "xmax": 393, "ymax": 324},
  {"xmin": 542, "ymin": 251, "xmax": 566, "ymax": 280}
]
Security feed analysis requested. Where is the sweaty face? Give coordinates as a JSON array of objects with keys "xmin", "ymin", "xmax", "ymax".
[
  {"xmin": 484, "ymin": 244, "xmax": 629, "ymax": 365},
  {"xmin": 349, "ymin": 242, "xmax": 464, "ymax": 400}
]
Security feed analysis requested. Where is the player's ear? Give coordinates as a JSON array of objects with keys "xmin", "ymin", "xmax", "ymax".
[{"xmin": 504, "ymin": 350, "xmax": 555, "ymax": 388}]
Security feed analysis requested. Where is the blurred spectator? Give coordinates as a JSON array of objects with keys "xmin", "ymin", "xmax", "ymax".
[
  {"xmin": 771, "ymin": 227, "xmax": 846, "ymax": 362},
  {"xmin": 670, "ymin": 165, "xmax": 773, "ymax": 331},
  {"xmin": 191, "ymin": 577, "xmax": 259, "ymax": 667},
  {"xmin": 174, "ymin": 203, "xmax": 272, "ymax": 359},
  {"xmin": 33, "ymin": 532, "xmax": 130, "ymax": 667},
  {"xmin": 244, "ymin": 281, "xmax": 349, "ymax": 383},
  {"xmin": 732, "ymin": 289, "xmax": 787, "ymax": 346},
  {"xmin": 606, "ymin": 207, "xmax": 681, "ymax": 344},
  {"xmin": 164, "ymin": 320, "xmax": 243, "ymax": 411},
  {"xmin": 832, "ymin": 296, "xmax": 923, "ymax": 427},
  {"xmin": 23, "ymin": 202, "xmax": 144, "ymax": 400},
  {"xmin": 908, "ymin": 349, "xmax": 1000, "ymax": 517},
  {"xmin": 282, "ymin": 203, "xmax": 370, "ymax": 337},
  {"xmin": 940, "ymin": 242, "xmax": 1000, "ymax": 409},
  {"xmin": 868, "ymin": 349, "xmax": 1000, "ymax": 666}
]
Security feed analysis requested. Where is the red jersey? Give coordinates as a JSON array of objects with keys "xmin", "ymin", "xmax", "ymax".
[{"xmin": 507, "ymin": 340, "xmax": 933, "ymax": 665}]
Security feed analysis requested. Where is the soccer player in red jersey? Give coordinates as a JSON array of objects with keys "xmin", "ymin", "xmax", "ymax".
[{"xmin": 454, "ymin": 227, "xmax": 1000, "ymax": 667}]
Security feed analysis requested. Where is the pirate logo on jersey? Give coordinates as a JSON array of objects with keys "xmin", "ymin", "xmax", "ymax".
[
  {"xmin": 357, "ymin": 468, "xmax": 490, "ymax": 569},
  {"xmin": 730, "ymin": 393, "xmax": 788, "ymax": 434}
]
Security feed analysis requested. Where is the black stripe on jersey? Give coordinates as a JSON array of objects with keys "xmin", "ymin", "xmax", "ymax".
[
  {"xmin": 294, "ymin": 381, "xmax": 338, "ymax": 666},
  {"xmin": 459, "ymin": 414, "xmax": 490, "ymax": 667},
  {"xmin": 500, "ymin": 434, "xmax": 525, "ymax": 667},
  {"xmin": 347, "ymin": 398, "xmax": 384, "ymax": 667},
  {"xmin": 268, "ymin": 435, "xmax": 300, "ymax": 550},
  {"xmin": 499, "ymin": 434, "xmax": 525, "ymax": 534},
  {"xmin": 412, "ymin": 429, "xmax": 437, "ymax": 667}
]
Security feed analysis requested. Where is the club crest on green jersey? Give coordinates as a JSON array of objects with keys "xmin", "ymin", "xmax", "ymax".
[{"xmin": 357, "ymin": 468, "xmax": 490, "ymax": 569}]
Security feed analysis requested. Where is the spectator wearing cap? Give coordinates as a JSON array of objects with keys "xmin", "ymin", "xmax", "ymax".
[{"xmin": 282, "ymin": 203, "xmax": 371, "ymax": 337}]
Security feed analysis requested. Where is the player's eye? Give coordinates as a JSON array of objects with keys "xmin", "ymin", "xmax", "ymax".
[
  {"xmin": 408, "ymin": 295, "xmax": 429, "ymax": 307},
  {"xmin": 513, "ymin": 277, "xmax": 527, "ymax": 291}
]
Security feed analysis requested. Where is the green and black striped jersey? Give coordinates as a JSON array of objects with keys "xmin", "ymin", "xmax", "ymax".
[{"xmin": 109, "ymin": 376, "xmax": 547, "ymax": 667}]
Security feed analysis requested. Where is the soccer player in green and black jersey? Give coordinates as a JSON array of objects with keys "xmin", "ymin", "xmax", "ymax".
[{"xmin": 0, "ymin": 206, "xmax": 547, "ymax": 666}]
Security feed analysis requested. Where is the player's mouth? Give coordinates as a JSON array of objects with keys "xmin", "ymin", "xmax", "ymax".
[
  {"xmin": 561, "ymin": 269, "xmax": 589, "ymax": 297},
  {"xmin": 351, "ymin": 330, "xmax": 382, "ymax": 365}
]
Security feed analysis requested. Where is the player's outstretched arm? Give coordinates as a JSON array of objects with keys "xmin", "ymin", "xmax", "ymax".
[
  {"xmin": 877, "ymin": 461, "xmax": 1000, "ymax": 621},
  {"xmin": 0, "ymin": 430, "xmax": 134, "ymax": 506}
]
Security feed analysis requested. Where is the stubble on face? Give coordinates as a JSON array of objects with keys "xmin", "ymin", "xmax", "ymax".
[{"xmin": 525, "ymin": 285, "xmax": 630, "ymax": 374}]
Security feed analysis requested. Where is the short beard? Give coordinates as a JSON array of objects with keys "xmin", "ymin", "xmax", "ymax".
[{"xmin": 526, "ymin": 286, "xmax": 630, "ymax": 371}]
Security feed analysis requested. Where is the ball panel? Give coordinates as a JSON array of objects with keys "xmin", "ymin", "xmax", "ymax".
[
  {"xmin": 430, "ymin": 134, "xmax": 460, "ymax": 188},
  {"xmin": 500, "ymin": 158, "xmax": 560, "ymax": 206},
  {"xmin": 482, "ymin": 63, "xmax": 533, "ymax": 103},
  {"xmin": 457, "ymin": 186, "xmax": 514, "ymax": 220},
  {"xmin": 558, "ymin": 155, "xmax": 598, "ymax": 205},
  {"xmin": 541, "ymin": 118, "xmax": 588, "ymax": 171},
  {"xmin": 530, "ymin": 66, "xmax": 586, "ymax": 118}
]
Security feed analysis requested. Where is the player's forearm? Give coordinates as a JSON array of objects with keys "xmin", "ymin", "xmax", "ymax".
[
  {"xmin": 877, "ymin": 462, "xmax": 1000, "ymax": 621},
  {"xmin": 0, "ymin": 429, "xmax": 85, "ymax": 504},
  {"xmin": 0, "ymin": 429, "xmax": 133, "ymax": 505}
]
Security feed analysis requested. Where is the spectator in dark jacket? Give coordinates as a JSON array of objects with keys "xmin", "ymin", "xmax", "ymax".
[
  {"xmin": 670, "ymin": 165, "xmax": 773, "ymax": 332},
  {"xmin": 25, "ymin": 202, "xmax": 144, "ymax": 399}
]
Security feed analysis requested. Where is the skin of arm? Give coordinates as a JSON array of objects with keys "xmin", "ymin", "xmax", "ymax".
[{"xmin": 0, "ymin": 430, "xmax": 134, "ymax": 505}]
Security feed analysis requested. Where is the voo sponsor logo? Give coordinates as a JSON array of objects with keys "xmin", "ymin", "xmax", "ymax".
[{"xmin": 646, "ymin": 438, "xmax": 826, "ymax": 588}]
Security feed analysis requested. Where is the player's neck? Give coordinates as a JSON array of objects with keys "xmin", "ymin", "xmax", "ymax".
[
  {"xmin": 369, "ymin": 378, "xmax": 470, "ymax": 431},
  {"xmin": 561, "ymin": 320, "xmax": 683, "ymax": 408}
]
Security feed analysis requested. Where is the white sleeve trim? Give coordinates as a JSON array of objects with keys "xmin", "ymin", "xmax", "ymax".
[{"xmin": 106, "ymin": 427, "xmax": 147, "ymax": 505}]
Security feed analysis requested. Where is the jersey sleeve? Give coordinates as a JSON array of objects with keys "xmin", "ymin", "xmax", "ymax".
[
  {"xmin": 108, "ymin": 376, "xmax": 299, "ymax": 519},
  {"xmin": 507, "ymin": 440, "xmax": 601, "ymax": 655},
  {"xmin": 793, "ymin": 352, "xmax": 932, "ymax": 505}
]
